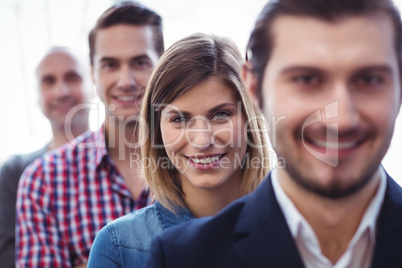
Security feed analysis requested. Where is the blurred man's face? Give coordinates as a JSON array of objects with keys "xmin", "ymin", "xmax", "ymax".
[
  {"xmin": 38, "ymin": 51, "xmax": 91, "ymax": 130},
  {"xmin": 91, "ymin": 24, "xmax": 159, "ymax": 122},
  {"xmin": 255, "ymin": 14, "xmax": 401, "ymax": 198}
]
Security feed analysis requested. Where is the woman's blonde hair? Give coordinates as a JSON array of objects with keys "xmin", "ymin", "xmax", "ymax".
[{"xmin": 139, "ymin": 33, "xmax": 269, "ymax": 211}]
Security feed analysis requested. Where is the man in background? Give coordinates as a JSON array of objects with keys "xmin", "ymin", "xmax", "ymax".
[
  {"xmin": 16, "ymin": 1, "xmax": 164, "ymax": 267},
  {"xmin": 147, "ymin": 0, "xmax": 402, "ymax": 267},
  {"xmin": 0, "ymin": 46, "xmax": 92, "ymax": 268}
]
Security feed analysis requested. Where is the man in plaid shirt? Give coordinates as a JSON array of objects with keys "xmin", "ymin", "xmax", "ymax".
[{"xmin": 16, "ymin": 2, "xmax": 164, "ymax": 267}]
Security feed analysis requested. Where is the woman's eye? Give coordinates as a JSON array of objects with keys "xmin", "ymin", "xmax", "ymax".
[
  {"xmin": 213, "ymin": 111, "xmax": 231, "ymax": 120},
  {"xmin": 171, "ymin": 116, "xmax": 188, "ymax": 123}
]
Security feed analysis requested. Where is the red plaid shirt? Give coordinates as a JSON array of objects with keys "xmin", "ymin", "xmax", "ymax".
[{"xmin": 16, "ymin": 127, "xmax": 150, "ymax": 267}]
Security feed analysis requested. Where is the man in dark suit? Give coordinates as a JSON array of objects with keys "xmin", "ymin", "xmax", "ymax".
[{"xmin": 146, "ymin": 0, "xmax": 402, "ymax": 267}]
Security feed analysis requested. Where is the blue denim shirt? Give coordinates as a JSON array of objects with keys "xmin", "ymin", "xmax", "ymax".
[{"xmin": 87, "ymin": 201, "xmax": 195, "ymax": 268}]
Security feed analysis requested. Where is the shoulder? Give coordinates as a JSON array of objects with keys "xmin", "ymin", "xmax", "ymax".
[
  {"xmin": 1, "ymin": 146, "xmax": 47, "ymax": 186},
  {"xmin": 100, "ymin": 204, "xmax": 162, "ymax": 251},
  {"xmin": 0, "ymin": 155, "xmax": 23, "ymax": 181},
  {"xmin": 45, "ymin": 130, "xmax": 98, "ymax": 159},
  {"xmin": 147, "ymin": 196, "xmax": 252, "ymax": 268},
  {"xmin": 0, "ymin": 146, "xmax": 44, "ymax": 178},
  {"xmin": 19, "ymin": 147, "xmax": 47, "ymax": 166},
  {"xmin": 44, "ymin": 129, "xmax": 99, "ymax": 157},
  {"xmin": 157, "ymin": 194, "xmax": 250, "ymax": 247},
  {"xmin": 22, "ymin": 131, "xmax": 99, "ymax": 179},
  {"xmin": 91, "ymin": 205, "xmax": 160, "ymax": 267},
  {"xmin": 385, "ymin": 175, "xmax": 402, "ymax": 208},
  {"xmin": 0, "ymin": 155, "xmax": 24, "ymax": 199},
  {"xmin": 109, "ymin": 204, "xmax": 160, "ymax": 231}
]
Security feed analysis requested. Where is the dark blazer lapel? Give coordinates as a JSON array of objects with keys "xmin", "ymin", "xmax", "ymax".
[
  {"xmin": 233, "ymin": 173, "xmax": 305, "ymax": 268},
  {"xmin": 371, "ymin": 175, "xmax": 402, "ymax": 268}
]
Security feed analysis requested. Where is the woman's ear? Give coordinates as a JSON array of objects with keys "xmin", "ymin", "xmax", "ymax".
[{"xmin": 242, "ymin": 62, "xmax": 261, "ymax": 109}]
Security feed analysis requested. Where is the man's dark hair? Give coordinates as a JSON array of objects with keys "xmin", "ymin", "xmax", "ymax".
[
  {"xmin": 246, "ymin": 0, "xmax": 402, "ymax": 98},
  {"xmin": 88, "ymin": 1, "xmax": 164, "ymax": 65}
]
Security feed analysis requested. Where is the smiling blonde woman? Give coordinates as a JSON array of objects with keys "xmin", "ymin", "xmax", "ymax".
[{"xmin": 88, "ymin": 33, "xmax": 269, "ymax": 268}]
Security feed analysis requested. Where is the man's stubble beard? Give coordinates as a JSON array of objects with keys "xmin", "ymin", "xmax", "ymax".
[{"xmin": 278, "ymin": 149, "xmax": 379, "ymax": 199}]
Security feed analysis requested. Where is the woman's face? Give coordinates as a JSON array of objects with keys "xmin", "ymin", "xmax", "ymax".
[{"xmin": 160, "ymin": 77, "xmax": 248, "ymax": 197}]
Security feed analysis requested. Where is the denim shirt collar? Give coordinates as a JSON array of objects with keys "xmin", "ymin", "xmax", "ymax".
[{"xmin": 154, "ymin": 201, "xmax": 195, "ymax": 230}]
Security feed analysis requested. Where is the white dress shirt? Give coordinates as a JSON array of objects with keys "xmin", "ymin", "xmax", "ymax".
[{"xmin": 271, "ymin": 167, "xmax": 386, "ymax": 268}]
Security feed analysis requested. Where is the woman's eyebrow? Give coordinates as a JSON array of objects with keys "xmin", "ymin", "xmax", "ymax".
[{"xmin": 163, "ymin": 102, "xmax": 237, "ymax": 116}]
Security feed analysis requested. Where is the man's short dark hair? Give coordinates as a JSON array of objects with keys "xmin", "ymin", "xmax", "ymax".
[
  {"xmin": 88, "ymin": 1, "xmax": 164, "ymax": 65},
  {"xmin": 246, "ymin": 0, "xmax": 402, "ymax": 98}
]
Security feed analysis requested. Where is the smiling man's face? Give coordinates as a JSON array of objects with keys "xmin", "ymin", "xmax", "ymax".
[
  {"xmin": 92, "ymin": 24, "xmax": 159, "ymax": 120},
  {"xmin": 257, "ymin": 14, "xmax": 401, "ymax": 198},
  {"xmin": 38, "ymin": 49, "xmax": 91, "ymax": 130}
]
